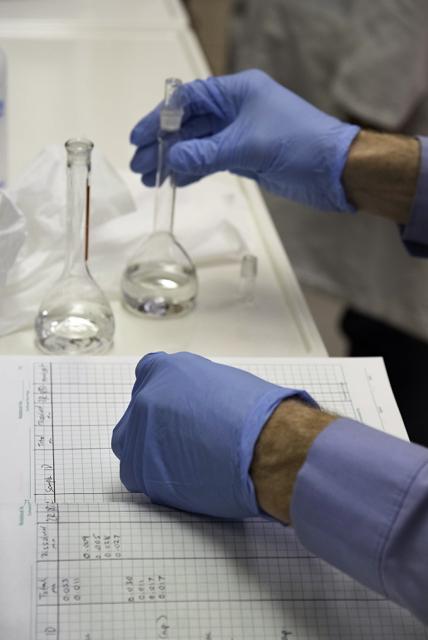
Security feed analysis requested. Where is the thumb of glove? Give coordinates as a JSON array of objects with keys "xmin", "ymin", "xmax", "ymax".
[{"xmin": 168, "ymin": 130, "xmax": 232, "ymax": 177}]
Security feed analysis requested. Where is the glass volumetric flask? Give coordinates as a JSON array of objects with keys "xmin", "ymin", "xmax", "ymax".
[
  {"xmin": 121, "ymin": 78, "xmax": 198, "ymax": 317},
  {"xmin": 35, "ymin": 139, "xmax": 115, "ymax": 354}
]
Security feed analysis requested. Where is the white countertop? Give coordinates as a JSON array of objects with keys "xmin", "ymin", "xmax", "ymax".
[
  {"xmin": 0, "ymin": 0, "xmax": 188, "ymax": 32},
  {"xmin": 0, "ymin": 9, "xmax": 326, "ymax": 358}
]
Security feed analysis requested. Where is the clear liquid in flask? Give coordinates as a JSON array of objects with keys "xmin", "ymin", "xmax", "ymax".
[
  {"xmin": 35, "ymin": 275, "xmax": 115, "ymax": 354},
  {"xmin": 122, "ymin": 257, "xmax": 197, "ymax": 317}
]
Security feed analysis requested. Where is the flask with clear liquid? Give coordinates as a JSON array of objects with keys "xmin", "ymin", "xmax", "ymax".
[
  {"xmin": 121, "ymin": 78, "xmax": 198, "ymax": 317},
  {"xmin": 35, "ymin": 138, "xmax": 115, "ymax": 354}
]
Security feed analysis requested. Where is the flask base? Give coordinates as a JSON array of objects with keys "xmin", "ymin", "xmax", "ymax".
[
  {"xmin": 35, "ymin": 314, "xmax": 113, "ymax": 355},
  {"xmin": 122, "ymin": 292, "xmax": 195, "ymax": 318}
]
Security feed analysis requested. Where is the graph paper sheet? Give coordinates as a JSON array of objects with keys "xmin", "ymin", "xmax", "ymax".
[
  {"xmin": 1, "ymin": 501, "xmax": 428, "ymax": 640},
  {"xmin": 1, "ymin": 356, "xmax": 427, "ymax": 639}
]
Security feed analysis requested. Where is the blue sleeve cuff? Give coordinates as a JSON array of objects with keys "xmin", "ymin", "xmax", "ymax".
[
  {"xmin": 400, "ymin": 135, "xmax": 428, "ymax": 256},
  {"xmin": 290, "ymin": 418, "xmax": 428, "ymax": 622}
]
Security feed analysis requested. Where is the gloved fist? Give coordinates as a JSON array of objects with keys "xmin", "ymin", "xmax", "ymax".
[
  {"xmin": 130, "ymin": 69, "xmax": 360, "ymax": 211},
  {"xmin": 112, "ymin": 352, "xmax": 315, "ymax": 519}
]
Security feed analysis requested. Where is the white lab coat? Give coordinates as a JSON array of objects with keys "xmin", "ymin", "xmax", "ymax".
[{"xmin": 232, "ymin": 0, "xmax": 428, "ymax": 340}]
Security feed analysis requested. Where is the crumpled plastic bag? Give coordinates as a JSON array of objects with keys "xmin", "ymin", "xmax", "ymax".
[{"xmin": 0, "ymin": 191, "xmax": 26, "ymax": 287}]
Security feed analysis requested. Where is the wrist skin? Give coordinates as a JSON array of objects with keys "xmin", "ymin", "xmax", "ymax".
[
  {"xmin": 343, "ymin": 130, "xmax": 420, "ymax": 223},
  {"xmin": 250, "ymin": 400, "xmax": 336, "ymax": 524}
]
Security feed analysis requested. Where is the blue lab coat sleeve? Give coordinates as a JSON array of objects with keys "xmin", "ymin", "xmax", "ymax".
[
  {"xmin": 291, "ymin": 418, "xmax": 428, "ymax": 625},
  {"xmin": 400, "ymin": 136, "xmax": 428, "ymax": 256}
]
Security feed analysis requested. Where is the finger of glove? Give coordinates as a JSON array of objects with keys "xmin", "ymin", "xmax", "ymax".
[
  {"xmin": 168, "ymin": 129, "xmax": 233, "ymax": 176},
  {"xmin": 116, "ymin": 405, "xmax": 148, "ymax": 495},
  {"xmin": 130, "ymin": 81, "xmax": 214, "ymax": 147},
  {"xmin": 111, "ymin": 354, "xmax": 156, "ymax": 460},
  {"xmin": 112, "ymin": 352, "xmax": 165, "ymax": 492},
  {"xmin": 180, "ymin": 113, "xmax": 226, "ymax": 139},
  {"xmin": 141, "ymin": 171, "xmax": 157, "ymax": 187},
  {"xmin": 233, "ymin": 168, "xmax": 259, "ymax": 181},
  {"xmin": 175, "ymin": 173, "xmax": 201, "ymax": 187},
  {"xmin": 134, "ymin": 352, "xmax": 166, "ymax": 392},
  {"xmin": 180, "ymin": 77, "xmax": 232, "ymax": 122},
  {"xmin": 131, "ymin": 144, "xmax": 157, "ymax": 174},
  {"xmin": 111, "ymin": 352, "xmax": 158, "ymax": 459},
  {"xmin": 131, "ymin": 113, "xmax": 224, "ymax": 175},
  {"xmin": 111, "ymin": 387, "xmax": 148, "ymax": 461},
  {"xmin": 111, "ymin": 401, "xmax": 133, "ymax": 459},
  {"xmin": 130, "ymin": 102, "xmax": 162, "ymax": 146}
]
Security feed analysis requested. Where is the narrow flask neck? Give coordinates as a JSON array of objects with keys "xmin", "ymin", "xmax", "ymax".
[
  {"xmin": 153, "ymin": 78, "xmax": 183, "ymax": 236},
  {"xmin": 153, "ymin": 133, "xmax": 177, "ymax": 234},
  {"xmin": 64, "ymin": 141, "xmax": 93, "ymax": 275}
]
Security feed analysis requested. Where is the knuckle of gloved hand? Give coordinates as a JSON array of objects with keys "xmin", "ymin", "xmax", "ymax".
[
  {"xmin": 247, "ymin": 68, "xmax": 269, "ymax": 82},
  {"xmin": 135, "ymin": 351, "xmax": 168, "ymax": 380},
  {"xmin": 170, "ymin": 351, "xmax": 200, "ymax": 371},
  {"xmin": 171, "ymin": 350, "xmax": 191, "ymax": 360},
  {"xmin": 240, "ymin": 69, "xmax": 271, "ymax": 92}
]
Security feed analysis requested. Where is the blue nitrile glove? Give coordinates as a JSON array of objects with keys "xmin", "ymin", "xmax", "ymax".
[
  {"xmin": 130, "ymin": 69, "xmax": 360, "ymax": 212},
  {"xmin": 111, "ymin": 352, "xmax": 316, "ymax": 519}
]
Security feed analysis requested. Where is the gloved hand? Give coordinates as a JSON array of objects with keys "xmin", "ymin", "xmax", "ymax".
[
  {"xmin": 130, "ymin": 69, "xmax": 360, "ymax": 212},
  {"xmin": 111, "ymin": 352, "xmax": 315, "ymax": 519}
]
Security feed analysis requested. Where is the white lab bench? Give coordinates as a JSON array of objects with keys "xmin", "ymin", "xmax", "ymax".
[
  {"xmin": 0, "ymin": 0, "xmax": 188, "ymax": 32},
  {"xmin": 0, "ymin": 2, "xmax": 326, "ymax": 358}
]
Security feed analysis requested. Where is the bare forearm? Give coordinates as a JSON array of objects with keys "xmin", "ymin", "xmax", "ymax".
[
  {"xmin": 250, "ymin": 400, "xmax": 336, "ymax": 524},
  {"xmin": 343, "ymin": 130, "xmax": 420, "ymax": 224}
]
